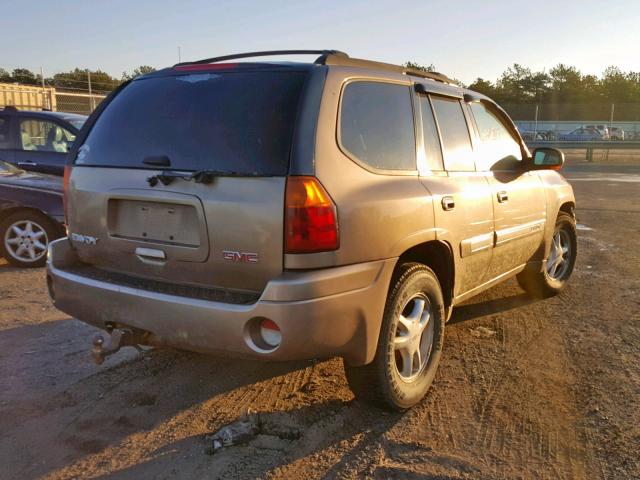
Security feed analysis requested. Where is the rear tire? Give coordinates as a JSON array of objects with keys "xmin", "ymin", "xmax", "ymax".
[
  {"xmin": 0, "ymin": 210, "xmax": 59, "ymax": 268},
  {"xmin": 517, "ymin": 211, "xmax": 577, "ymax": 298},
  {"xmin": 344, "ymin": 262, "xmax": 445, "ymax": 410}
]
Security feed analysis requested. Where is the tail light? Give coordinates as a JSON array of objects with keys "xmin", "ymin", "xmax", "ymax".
[
  {"xmin": 285, "ymin": 176, "xmax": 339, "ymax": 254},
  {"xmin": 63, "ymin": 164, "xmax": 71, "ymax": 224}
]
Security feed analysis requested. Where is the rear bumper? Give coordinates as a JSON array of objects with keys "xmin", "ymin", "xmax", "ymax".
[{"xmin": 47, "ymin": 238, "xmax": 396, "ymax": 365}]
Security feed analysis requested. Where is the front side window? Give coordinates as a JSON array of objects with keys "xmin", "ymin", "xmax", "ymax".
[
  {"xmin": 470, "ymin": 102, "xmax": 522, "ymax": 171},
  {"xmin": 430, "ymin": 96, "xmax": 474, "ymax": 172},
  {"xmin": 419, "ymin": 96, "xmax": 444, "ymax": 171},
  {"xmin": 19, "ymin": 119, "xmax": 75, "ymax": 153},
  {"xmin": 340, "ymin": 81, "xmax": 416, "ymax": 171}
]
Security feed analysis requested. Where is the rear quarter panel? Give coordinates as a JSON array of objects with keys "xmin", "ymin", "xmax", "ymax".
[{"xmin": 285, "ymin": 67, "xmax": 437, "ymax": 270}]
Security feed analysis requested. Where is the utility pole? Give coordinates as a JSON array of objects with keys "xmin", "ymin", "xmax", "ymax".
[
  {"xmin": 609, "ymin": 103, "xmax": 615, "ymax": 137},
  {"xmin": 178, "ymin": 46, "xmax": 182, "ymax": 63},
  {"xmin": 87, "ymin": 70, "xmax": 94, "ymax": 112},
  {"xmin": 40, "ymin": 66, "xmax": 49, "ymax": 110}
]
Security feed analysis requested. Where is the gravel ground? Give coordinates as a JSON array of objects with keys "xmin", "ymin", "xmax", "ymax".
[{"xmin": 0, "ymin": 162, "xmax": 638, "ymax": 480}]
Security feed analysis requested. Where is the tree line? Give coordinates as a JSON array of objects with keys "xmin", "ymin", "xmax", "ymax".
[
  {"xmin": 0, "ymin": 66, "xmax": 156, "ymax": 93},
  {"xmin": 408, "ymin": 62, "xmax": 640, "ymax": 106},
  {"xmin": 4, "ymin": 62, "xmax": 639, "ymax": 105}
]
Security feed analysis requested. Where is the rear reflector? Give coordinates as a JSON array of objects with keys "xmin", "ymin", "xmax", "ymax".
[{"xmin": 285, "ymin": 176, "xmax": 339, "ymax": 254}]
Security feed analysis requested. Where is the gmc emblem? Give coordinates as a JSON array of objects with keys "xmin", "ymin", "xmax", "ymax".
[{"xmin": 222, "ymin": 250, "xmax": 258, "ymax": 263}]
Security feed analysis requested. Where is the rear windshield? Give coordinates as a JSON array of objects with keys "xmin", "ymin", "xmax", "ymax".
[{"xmin": 76, "ymin": 70, "xmax": 307, "ymax": 175}]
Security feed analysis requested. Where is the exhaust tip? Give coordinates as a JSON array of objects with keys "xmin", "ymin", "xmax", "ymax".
[{"xmin": 244, "ymin": 317, "xmax": 282, "ymax": 353}]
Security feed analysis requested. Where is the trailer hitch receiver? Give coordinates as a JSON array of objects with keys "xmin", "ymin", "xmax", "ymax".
[{"xmin": 92, "ymin": 328, "xmax": 138, "ymax": 365}]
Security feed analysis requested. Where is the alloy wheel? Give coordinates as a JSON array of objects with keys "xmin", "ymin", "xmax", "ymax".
[
  {"xmin": 4, "ymin": 220, "xmax": 49, "ymax": 263},
  {"xmin": 394, "ymin": 293, "xmax": 435, "ymax": 381}
]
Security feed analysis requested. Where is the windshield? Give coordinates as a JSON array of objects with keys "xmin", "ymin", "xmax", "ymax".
[
  {"xmin": 69, "ymin": 119, "xmax": 86, "ymax": 130},
  {"xmin": 76, "ymin": 70, "xmax": 307, "ymax": 175}
]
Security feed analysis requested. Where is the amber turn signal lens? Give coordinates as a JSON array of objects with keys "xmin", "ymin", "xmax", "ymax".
[{"xmin": 285, "ymin": 176, "xmax": 339, "ymax": 254}]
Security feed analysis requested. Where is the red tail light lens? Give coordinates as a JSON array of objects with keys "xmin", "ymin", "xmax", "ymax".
[
  {"xmin": 285, "ymin": 176, "xmax": 339, "ymax": 254},
  {"xmin": 63, "ymin": 164, "xmax": 71, "ymax": 224}
]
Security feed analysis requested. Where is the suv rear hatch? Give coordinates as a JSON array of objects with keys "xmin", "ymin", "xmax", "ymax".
[{"xmin": 67, "ymin": 66, "xmax": 308, "ymax": 296}]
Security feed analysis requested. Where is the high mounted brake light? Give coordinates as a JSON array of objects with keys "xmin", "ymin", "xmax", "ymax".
[
  {"xmin": 285, "ymin": 176, "xmax": 339, "ymax": 254},
  {"xmin": 173, "ymin": 63, "xmax": 239, "ymax": 72}
]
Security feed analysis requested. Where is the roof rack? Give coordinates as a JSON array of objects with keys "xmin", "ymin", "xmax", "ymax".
[
  {"xmin": 175, "ymin": 50, "xmax": 455, "ymax": 84},
  {"xmin": 323, "ymin": 55, "xmax": 455, "ymax": 84},
  {"xmin": 175, "ymin": 50, "xmax": 349, "ymax": 66}
]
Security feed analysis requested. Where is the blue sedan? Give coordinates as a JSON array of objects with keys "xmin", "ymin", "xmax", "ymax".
[
  {"xmin": 0, "ymin": 160, "xmax": 64, "ymax": 267},
  {"xmin": 0, "ymin": 106, "xmax": 87, "ymax": 176}
]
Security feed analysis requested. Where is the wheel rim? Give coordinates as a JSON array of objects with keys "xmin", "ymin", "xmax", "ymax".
[
  {"xmin": 4, "ymin": 220, "xmax": 48, "ymax": 263},
  {"xmin": 546, "ymin": 228, "xmax": 571, "ymax": 280},
  {"xmin": 394, "ymin": 293, "xmax": 435, "ymax": 382}
]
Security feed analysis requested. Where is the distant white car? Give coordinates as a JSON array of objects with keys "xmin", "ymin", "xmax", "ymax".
[
  {"xmin": 609, "ymin": 127, "xmax": 625, "ymax": 141},
  {"xmin": 584, "ymin": 124, "xmax": 610, "ymax": 140}
]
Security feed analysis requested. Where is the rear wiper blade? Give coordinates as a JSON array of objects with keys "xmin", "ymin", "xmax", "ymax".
[{"xmin": 146, "ymin": 169, "xmax": 255, "ymax": 187}]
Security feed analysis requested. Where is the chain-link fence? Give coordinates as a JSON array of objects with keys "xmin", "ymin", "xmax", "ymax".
[
  {"xmin": 1, "ymin": 82, "xmax": 108, "ymax": 115},
  {"xmin": 500, "ymin": 103, "xmax": 640, "ymax": 141}
]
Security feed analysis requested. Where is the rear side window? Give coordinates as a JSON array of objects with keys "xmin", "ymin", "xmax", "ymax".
[
  {"xmin": 340, "ymin": 81, "xmax": 416, "ymax": 171},
  {"xmin": 76, "ymin": 71, "xmax": 307, "ymax": 175},
  {"xmin": 470, "ymin": 102, "xmax": 522, "ymax": 171},
  {"xmin": 431, "ymin": 96, "xmax": 475, "ymax": 172},
  {"xmin": 19, "ymin": 119, "xmax": 75, "ymax": 153}
]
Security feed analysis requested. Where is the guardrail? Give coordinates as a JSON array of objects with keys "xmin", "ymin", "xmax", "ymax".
[
  {"xmin": 526, "ymin": 141, "xmax": 640, "ymax": 150},
  {"xmin": 525, "ymin": 141, "xmax": 640, "ymax": 161}
]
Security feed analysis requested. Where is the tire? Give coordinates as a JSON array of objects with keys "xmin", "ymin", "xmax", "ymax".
[
  {"xmin": 344, "ymin": 262, "xmax": 445, "ymax": 410},
  {"xmin": 0, "ymin": 210, "xmax": 60, "ymax": 268},
  {"xmin": 517, "ymin": 211, "xmax": 577, "ymax": 298}
]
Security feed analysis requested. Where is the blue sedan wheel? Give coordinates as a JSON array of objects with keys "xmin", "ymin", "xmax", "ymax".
[{"xmin": 0, "ymin": 211, "xmax": 59, "ymax": 268}]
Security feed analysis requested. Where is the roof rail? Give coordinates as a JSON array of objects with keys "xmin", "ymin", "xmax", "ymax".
[
  {"xmin": 322, "ymin": 55, "xmax": 455, "ymax": 84},
  {"xmin": 174, "ymin": 49, "xmax": 455, "ymax": 84},
  {"xmin": 175, "ymin": 49, "xmax": 349, "ymax": 66}
]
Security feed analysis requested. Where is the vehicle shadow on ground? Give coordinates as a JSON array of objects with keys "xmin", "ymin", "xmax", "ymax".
[
  {"xmin": 95, "ymin": 398, "xmax": 402, "ymax": 480},
  {"xmin": 0, "ymin": 261, "xmax": 25, "ymax": 274},
  {"xmin": 0, "ymin": 317, "xmax": 318, "ymax": 480},
  {"xmin": 4, "ymin": 283, "xmax": 538, "ymax": 479},
  {"xmin": 448, "ymin": 292, "xmax": 536, "ymax": 325}
]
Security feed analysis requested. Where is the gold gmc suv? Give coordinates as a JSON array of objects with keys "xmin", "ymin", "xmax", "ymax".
[{"xmin": 47, "ymin": 50, "xmax": 577, "ymax": 410}]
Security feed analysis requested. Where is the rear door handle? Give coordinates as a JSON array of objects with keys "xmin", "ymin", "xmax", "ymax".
[
  {"xmin": 497, "ymin": 191, "xmax": 509, "ymax": 203},
  {"xmin": 441, "ymin": 196, "xmax": 455, "ymax": 211}
]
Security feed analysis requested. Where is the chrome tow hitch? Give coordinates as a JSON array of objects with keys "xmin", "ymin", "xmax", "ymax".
[{"xmin": 91, "ymin": 328, "xmax": 144, "ymax": 365}]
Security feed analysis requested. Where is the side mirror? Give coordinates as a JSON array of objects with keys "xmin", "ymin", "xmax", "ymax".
[{"xmin": 530, "ymin": 147, "xmax": 564, "ymax": 171}]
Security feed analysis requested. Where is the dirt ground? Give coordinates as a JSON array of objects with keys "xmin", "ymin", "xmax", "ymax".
[{"xmin": 1, "ymin": 161, "xmax": 639, "ymax": 480}]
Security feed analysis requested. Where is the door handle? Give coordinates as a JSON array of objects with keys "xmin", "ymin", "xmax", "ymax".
[
  {"xmin": 18, "ymin": 161, "xmax": 37, "ymax": 166},
  {"xmin": 135, "ymin": 247, "xmax": 167, "ymax": 265},
  {"xmin": 497, "ymin": 191, "xmax": 509, "ymax": 203},
  {"xmin": 441, "ymin": 196, "xmax": 455, "ymax": 211}
]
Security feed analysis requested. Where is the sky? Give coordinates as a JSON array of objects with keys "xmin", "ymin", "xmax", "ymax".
[{"xmin": 2, "ymin": 0, "xmax": 639, "ymax": 84}]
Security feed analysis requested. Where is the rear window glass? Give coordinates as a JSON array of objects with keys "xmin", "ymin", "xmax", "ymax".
[{"xmin": 76, "ymin": 71, "xmax": 307, "ymax": 175}]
